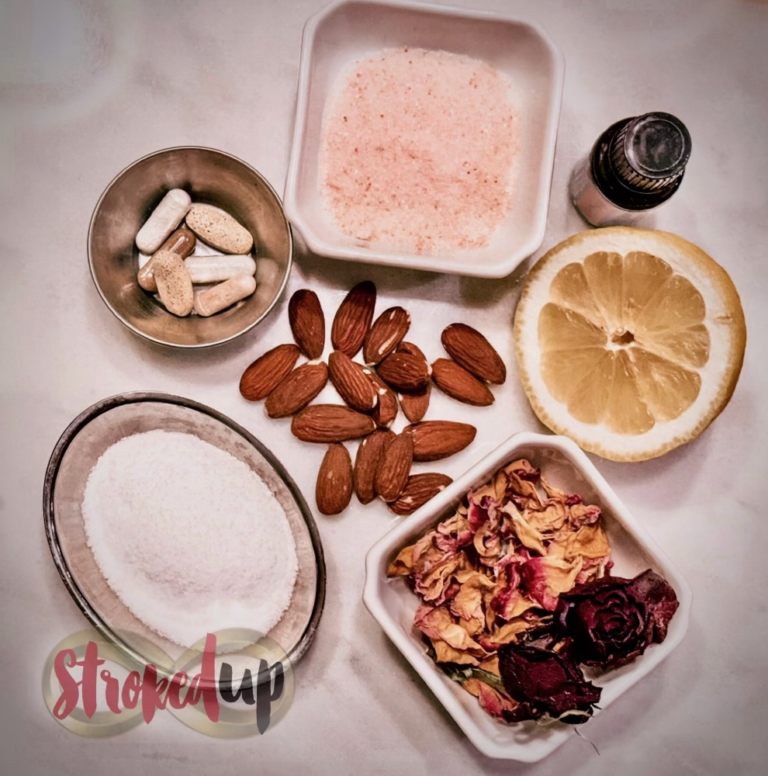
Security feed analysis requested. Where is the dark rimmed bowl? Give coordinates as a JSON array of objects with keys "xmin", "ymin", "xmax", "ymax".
[
  {"xmin": 89, "ymin": 147, "xmax": 293, "ymax": 348},
  {"xmin": 43, "ymin": 392, "xmax": 325, "ymax": 668}
]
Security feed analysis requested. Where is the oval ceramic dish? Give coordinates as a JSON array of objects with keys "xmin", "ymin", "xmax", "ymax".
[
  {"xmin": 363, "ymin": 431, "xmax": 691, "ymax": 761},
  {"xmin": 43, "ymin": 392, "xmax": 325, "ymax": 670}
]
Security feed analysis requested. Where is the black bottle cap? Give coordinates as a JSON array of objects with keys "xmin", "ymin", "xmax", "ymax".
[{"xmin": 592, "ymin": 113, "xmax": 692, "ymax": 210}]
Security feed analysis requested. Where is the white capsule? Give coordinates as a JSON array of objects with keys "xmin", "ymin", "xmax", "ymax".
[
  {"xmin": 135, "ymin": 189, "xmax": 192, "ymax": 254},
  {"xmin": 194, "ymin": 274, "xmax": 257, "ymax": 317},
  {"xmin": 184, "ymin": 254, "xmax": 256, "ymax": 285}
]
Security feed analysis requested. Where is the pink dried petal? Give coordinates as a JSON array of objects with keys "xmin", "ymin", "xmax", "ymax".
[
  {"xmin": 519, "ymin": 555, "xmax": 583, "ymax": 611},
  {"xmin": 569, "ymin": 503, "xmax": 602, "ymax": 528}
]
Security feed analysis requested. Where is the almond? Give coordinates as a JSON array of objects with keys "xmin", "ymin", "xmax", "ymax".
[
  {"xmin": 431, "ymin": 358, "xmax": 494, "ymax": 406},
  {"xmin": 404, "ymin": 420, "xmax": 477, "ymax": 462},
  {"xmin": 363, "ymin": 306, "xmax": 411, "ymax": 365},
  {"xmin": 291, "ymin": 404, "xmax": 376, "ymax": 443},
  {"xmin": 265, "ymin": 361, "xmax": 328, "ymax": 418},
  {"xmin": 328, "ymin": 350, "xmax": 379, "ymax": 412},
  {"xmin": 388, "ymin": 473, "xmax": 453, "ymax": 516},
  {"xmin": 397, "ymin": 342, "xmax": 431, "ymax": 422},
  {"xmin": 289, "ymin": 289, "xmax": 325, "ymax": 359},
  {"xmin": 331, "ymin": 280, "xmax": 376, "ymax": 357},
  {"xmin": 441, "ymin": 323, "xmax": 506, "ymax": 384},
  {"xmin": 354, "ymin": 428, "xmax": 395, "ymax": 504},
  {"xmin": 375, "ymin": 432, "xmax": 413, "ymax": 502},
  {"xmin": 377, "ymin": 352, "xmax": 430, "ymax": 393},
  {"xmin": 239, "ymin": 344, "xmax": 300, "ymax": 401},
  {"xmin": 364, "ymin": 368, "xmax": 399, "ymax": 428},
  {"xmin": 316, "ymin": 443, "xmax": 353, "ymax": 515}
]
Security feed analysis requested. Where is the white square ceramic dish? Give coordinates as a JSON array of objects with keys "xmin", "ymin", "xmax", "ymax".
[
  {"xmin": 363, "ymin": 432, "xmax": 692, "ymax": 761},
  {"xmin": 284, "ymin": 0, "xmax": 564, "ymax": 277}
]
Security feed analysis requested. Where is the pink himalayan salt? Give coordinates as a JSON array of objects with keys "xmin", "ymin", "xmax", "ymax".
[{"xmin": 320, "ymin": 47, "xmax": 518, "ymax": 255}]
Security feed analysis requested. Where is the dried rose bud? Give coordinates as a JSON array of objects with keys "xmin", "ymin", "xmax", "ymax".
[
  {"xmin": 555, "ymin": 569, "xmax": 679, "ymax": 670},
  {"xmin": 498, "ymin": 644, "xmax": 601, "ymax": 723}
]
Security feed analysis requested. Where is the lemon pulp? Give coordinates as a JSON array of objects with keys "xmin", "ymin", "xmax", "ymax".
[{"xmin": 538, "ymin": 250, "xmax": 709, "ymax": 435}]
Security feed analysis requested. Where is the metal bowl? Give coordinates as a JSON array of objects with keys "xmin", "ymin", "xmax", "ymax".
[
  {"xmin": 43, "ymin": 392, "xmax": 326, "ymax": 667},
  {"xmin": 88, "ymin": 147, "xmax": 293, "ymax": 348}
]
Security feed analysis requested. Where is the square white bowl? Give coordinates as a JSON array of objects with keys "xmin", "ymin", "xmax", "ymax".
[
  {"xmin": 284, "ymin": 0, "xmax": 564, "ymax": 278},
  {"xmin": 363, "ymin": 432, "xmax": 692, "ymax": 761}
]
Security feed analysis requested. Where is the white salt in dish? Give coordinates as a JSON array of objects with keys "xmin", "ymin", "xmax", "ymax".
[
  {"xmin": 285, "ymin": 0, "xmax": 564, "ymax": 278},
  {"xmin": 82, "ymin": 430, "xmax": 298, "ymax": 648}
]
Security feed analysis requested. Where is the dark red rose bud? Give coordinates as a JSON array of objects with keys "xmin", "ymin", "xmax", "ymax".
[
  {"xmin": 498, "ymin": 644, "xmax": 602, "ymax": 724},
  {"xmin": 556, "ymin": 569, "xmax": 679, "ymax": 670}
]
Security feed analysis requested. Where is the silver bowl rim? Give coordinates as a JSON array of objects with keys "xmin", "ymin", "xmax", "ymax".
[
  {"xmin": 87, "ymin": 145, "xmax": 294, "ymax": 349},
  {"xmin": 42, "ymin": 391, "xmax": 326, "ymax": 670}
]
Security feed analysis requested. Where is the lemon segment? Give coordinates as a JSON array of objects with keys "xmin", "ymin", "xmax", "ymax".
[
  {"xmin": 621, "ymin": 251, "xmax": 674, "ymax": 330},
  {"xmin": 549, "ymin": 263, "xmax": 606, "ymax": 327},
  {"xmin": 538, "ymin": 303, "xmax": 607, "ymax": 351},
  {"xmin": 582, "ymin": 251, "xmax": 625, "ymax": 332},
  {"xmin": 630, "ymin": 348, "xmax": 701, "ymax": 423}
]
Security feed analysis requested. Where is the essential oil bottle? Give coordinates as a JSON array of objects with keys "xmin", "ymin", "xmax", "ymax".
[{"xmin": 569, "ymin": 112, "xmax": 692, "ymax": 227}]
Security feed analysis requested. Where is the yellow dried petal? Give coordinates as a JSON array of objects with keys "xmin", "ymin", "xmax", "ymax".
[
  {"xmin": 432, "ymin": 639, "xmax": 480, "ymax": 666},
  {"xmin": 417, "ymin": 555, "xmax": 463, "ymax": 602},
  {"xmin": 509, "ymin": 511, "xmax": 547, "ymax": 555},
  {"xmin": 479, "ymin": 655, "xmax": 501, "ymax": 676},
  {"xmin": 564, "ymin": 524, "xmax": 610, "ymax": 560},
  {"xmin": 489, "ymin": 619, "xmax": 533, "ymax": 646},
  {"xmin": 387, "ymin": 545, "xmax": 414, "ymax": 576}
]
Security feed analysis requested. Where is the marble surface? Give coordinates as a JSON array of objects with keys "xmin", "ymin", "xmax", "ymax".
[{"xmin": 1, "ymin": 0, "xmax": 767, "ymax": 773}]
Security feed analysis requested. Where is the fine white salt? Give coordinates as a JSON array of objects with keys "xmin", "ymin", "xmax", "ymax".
[
  {"xmin": 320, "ymin": 47, "xmax": 518, "ymax": 255},
  {"xmin": 82, "ymin": 430, "xmax": 299, "ymax": 647}
]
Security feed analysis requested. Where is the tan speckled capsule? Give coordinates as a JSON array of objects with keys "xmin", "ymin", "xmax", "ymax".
[
  {"xmin": 138, "ymin": 227, "xmax": 197, "ymax": 292},
  {"xmin": 135, "ymin": 189, "xmax": 192, "ymax": 254},
  {"xmin": 186, "ymin": 204, "xmax": 254, "ymax": 254},
  {"xmin": 184, "ymin": 254, "xmax": 256, "ymax": 285},
  {"xmin": 153, "ymin": 250, "xmax": 194, "ymax": 317},
  {"xmin": 194, "ymin": 274, "xmax": 256, "ymax": 317}
]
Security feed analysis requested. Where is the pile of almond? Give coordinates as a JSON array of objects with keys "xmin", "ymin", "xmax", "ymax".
[{"xmin": 239, "ymin": 281, "xmax": 507, "ymax": 516}]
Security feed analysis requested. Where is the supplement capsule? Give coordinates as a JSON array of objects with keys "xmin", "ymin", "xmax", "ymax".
[
  {"xmin": 184, "ymin": 254, "xmax": 256, "ymax": 285},
  {"xmin": 186, "ymin": 203, "xmax": 254, "ymax": 254},
  {"xmin": 135, "ymin": 189, "xmax": 192, "ymax": 254},
  {"xmin": 194, "ymin": 274, "xmax": 257, "ymax": 317},
  {"xmin": 138, "ymin": 227, "xmax": 197, "ymax": 292},
  {"xmin": 153, "ymin": 250, "xmax": 194, "ymax": 317}
]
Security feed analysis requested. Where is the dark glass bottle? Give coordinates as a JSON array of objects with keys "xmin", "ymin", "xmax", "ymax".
[{"xmin": 570, "ymin": 112, "xmax": 692, "ymax": 227}]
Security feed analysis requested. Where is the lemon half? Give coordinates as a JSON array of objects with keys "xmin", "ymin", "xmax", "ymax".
[{"xmin": 514, "ymin": 228, "xmax": 746, "ymax": 461}]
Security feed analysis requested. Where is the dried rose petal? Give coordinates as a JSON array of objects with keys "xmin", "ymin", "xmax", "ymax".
[
  {"xmin": 463, "ymin": 677, "xmax": 521, "ymax": 720},
  {"xmin": 519, "ymin": 555, "xmax": 583, "ymax": 611},
  {"xmin": 415, "ymin": 604, "xmax": 487, "ymax": 659}
]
